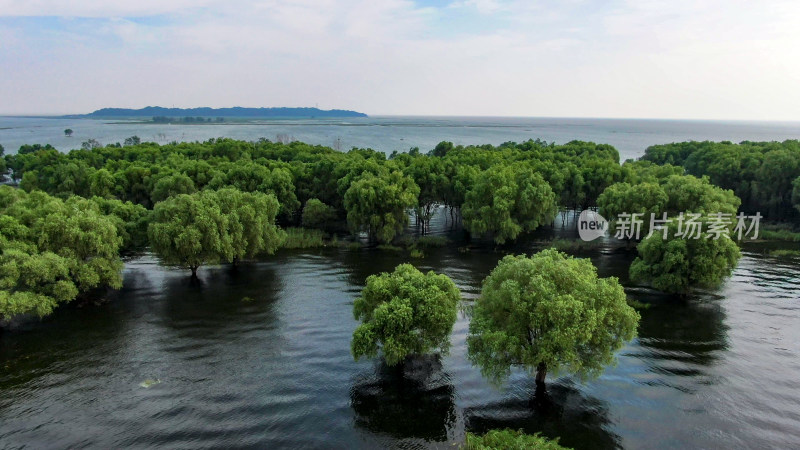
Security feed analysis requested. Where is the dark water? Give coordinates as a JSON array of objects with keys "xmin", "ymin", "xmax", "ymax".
[
  {"xmin": 2, "ymin": 116, "xmax": 800, "ymax": 161},
  {"xmin": 1, "ymin": 215, "xmax": 799, "ymax": 449}
]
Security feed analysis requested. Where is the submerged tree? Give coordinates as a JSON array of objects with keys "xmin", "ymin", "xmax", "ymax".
[
  {"xmin": 462, "ymin": 165, "xmax": 557, "ymax": 244},
  {"xmin": 629, "ymin": 224, "xmax": 741, "ymax": 296},
  {"xmin": 352, "ymin": 264, "xmax": 461, "ymax": 366},
  {"xmin": 344, "ymin": 171, "xmax": 419, "ymax": 243},
  {"xmin": 148, "ymin": 189, "xmax": 281, "ymax": 276},
  {"xmin": 467, "ymin": 249, "xmax": 639, "ymax": 385}
]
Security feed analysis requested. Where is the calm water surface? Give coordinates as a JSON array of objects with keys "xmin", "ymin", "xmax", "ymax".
[
  {"xmin": 1, "ymin": 217, "xmax": 799, "ymax": 449},
  {"xmin": 2, "ymin": 116, "xmax": 800, "ymax": 160}
]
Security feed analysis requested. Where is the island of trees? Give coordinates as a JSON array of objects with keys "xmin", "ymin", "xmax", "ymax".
[{"xmin": 2, "ymin": 137, "xmax": 799, "ymax": 323}]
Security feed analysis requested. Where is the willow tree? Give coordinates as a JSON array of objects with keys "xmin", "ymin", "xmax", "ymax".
[
  {"xmin": 467, "ymin": 249, "xmax": 639, "ymax": 384},
  {"xmin": 0, "ymin": 187, "xmax": 124, "ymax": 321},
  {"xmin": 462, "ymin": 165, "xmax": 557, "ymax": 244},
  {"xmin": 630, "ymin": 224, "xmax": 741, "ymax": 296},
  {"xmin": 148, "ymin": 190, "xmax": 231, "ymax": 277},
  {"xmin": 352, "ymin": 264, "xmax": 461, "ymax": 366},
  {"xmin": 343, "ymin": 171, "xmax": 419, "ymax": 243},
  {"xmin": 215, "ymin": 188, "xmax": 282, "ymax": 264},
  {"xmin": 148, "ymin": 189, "xmax": 282, "ymax": 276}
]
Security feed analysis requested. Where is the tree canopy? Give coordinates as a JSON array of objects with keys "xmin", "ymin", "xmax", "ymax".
[
  {"xmin": 630, "ymin": 223, "xmax": 741, "ymax": 295},
  {"xmin": 467, "ymin": 249, "xmax": 640, "ymax": 384},
  {"xmin": 351, "ymin": 264, "xmax": 461, "ymax": 366},
  {"xmin": 148, "ymin": 189, "xmax": 281, "ymax": 276},
  {"xmin": 0, "ymin": 186, "xmax": 123, "ymax": 321}
]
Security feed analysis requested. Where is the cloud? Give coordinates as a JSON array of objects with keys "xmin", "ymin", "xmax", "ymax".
[{"xmin": 0, "ymin": 0, "xmax": 799, "ymax": 119}]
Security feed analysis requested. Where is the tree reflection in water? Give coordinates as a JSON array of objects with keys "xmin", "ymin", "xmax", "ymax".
[
  {"xmin": 350, "ymin": 354, "xmax": 456, "ymax": 443},
  {"xmin": 464, "ymin": 379, "xmax": 621, "ymax": 450}
]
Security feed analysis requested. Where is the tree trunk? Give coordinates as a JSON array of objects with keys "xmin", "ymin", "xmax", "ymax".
[
  {"xmin": 535, "ymin": 362, "xmax": 547, "ymax": 385},
  {"xmin": 190, "ymin": 266, "xmax": 198, "ymax": 278}
]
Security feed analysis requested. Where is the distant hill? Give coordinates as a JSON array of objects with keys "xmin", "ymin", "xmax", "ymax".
[{"xmin": 64, "ymin": 106, "xmax": 367, "ymax": 119}]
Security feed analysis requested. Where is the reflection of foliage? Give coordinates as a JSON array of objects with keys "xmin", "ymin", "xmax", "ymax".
[
  {"xmin": 464, "ymin": 381, "xmax": 620, "ymax": 450},
  {"xmin": 350, "ymin": 357, "xmax": 455, "ymax": 442},
  {"xmin": 465, "ymin": 428, "xmax": 570, "ymax": 450}
]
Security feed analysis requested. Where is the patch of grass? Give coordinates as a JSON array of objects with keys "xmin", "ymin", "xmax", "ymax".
[
  {"xmin": 241, "ymin": 296, "xmax": 254, "ymax": 302},
  {"xmin": 281, "ymin": 227, "xmax": 325, "ymax": 249},
  {"xmin": 769, "ymin": 249, "xmax": 800, "ymax": 257},
  {"xmin": 377, "ymin": 244, "xmax": 403, "ymax": 252},
  {"xmin": 410, "ymin": 249, "xmax": 425, "ymax": 258},
  {"xmin": 759, "ymin": 229, "xmax": 800, "ymax": 242},
  {"xmin": 416, "ymin": 235, "xmax": 448, "ymax": 248},
  {"xmin": 549, "ymin": 238, "xmax": 602, "ymax": 252},
  {"xmin": 345, "ymin": 242, "xmax": 362, "ymax": 251}
]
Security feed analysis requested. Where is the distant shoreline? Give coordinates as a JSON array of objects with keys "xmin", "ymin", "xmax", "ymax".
[{"xmin": 59, "ymin": 106, "xmax": 368, "ymax": 120}]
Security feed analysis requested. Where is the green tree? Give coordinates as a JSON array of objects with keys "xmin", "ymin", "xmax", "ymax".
[
  {"xmin": 150, "ymin": 173, "xmax": 196, "ymax": 203},
  {"xmin": 123, "ymin": 136, "xmax": 141, "ymax": 146},
  {"xmin": 343, "ymin": 171, "xmax": 419, "ymax": 243},
  {"xmin": 465, "ymin": 429, "xmax": 570, "ymax": 450},
  {"xmin": 148, "ymin": 189, "xmax": 282, "ymax": 276},
  {"xmin": 630, "ymin": 224, "xmax": 741, "ymax": 296},
  {"xmin": 301, "ymin": 198, "xmax": 335, "ymax": 229},
  {"xmin": 1, "ymin": 187, "xmax": 124, "ymax": 320},
  {"xmin": 467, "ymin": 249, "xmax": 639, "ymax": 384},
  {"xmin": 64, "ymin": 129, "xmax": 73, "ymax": 137},
  {"xmin": 90, "ymin": 168, "xmax": 116, "ymax": 198},
  {"xmin": 215, "ymin": 188, "xmax": 282, "ymax": 264},
  {"xmin": 148, "ymin": 190, "xmax": 232, "ymax": 277},
  {"xmin": 462, "ymin": 165, "xmax": 557, "ymax": 244},
  {"xmin": 81, "ymin": 139, "xmax": 102, "ymax": 151},
  {"xmin": 352, "ymin": 264, "xmax": 461, "ymax": 366}
]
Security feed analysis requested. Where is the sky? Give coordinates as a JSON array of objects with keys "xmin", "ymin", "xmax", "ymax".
[{"xmin": 1, "ymin": 0, "xmax": 799, "ymax": 120}]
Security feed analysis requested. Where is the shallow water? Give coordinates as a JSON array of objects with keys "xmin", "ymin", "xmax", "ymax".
[{"xmin": 1, "ymin": 217, "xmax": 799, "ymax": 449}]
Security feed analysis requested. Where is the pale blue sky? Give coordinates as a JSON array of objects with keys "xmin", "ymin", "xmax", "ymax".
[{"xmin": 1, "ymin": 0, "xmax": 798, "ymax": 120}]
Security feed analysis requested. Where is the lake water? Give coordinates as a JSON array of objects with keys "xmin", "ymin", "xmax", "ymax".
[
  {"xmin": 1, "ymin": 117, "xmax": 800, "ymax": 448},
  {"xmin": 1, "ymin": 214, "xmax": 799, "ymax": 449},
  {"xmin": 2, "ymin": 116, "xmax": 800, "ymax": 161}
]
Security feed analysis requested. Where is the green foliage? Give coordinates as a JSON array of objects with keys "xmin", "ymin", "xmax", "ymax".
[
  {"xmin": 344, "ymin": 171, "xmax": 419, "ymax": 243},
  {"xmin": 467, "ymin": 249, "xmax": 639, "ymax": 383},
  {"xmin": 64, "ymin": 129, "xmax": 73, "ymax": 137},
  {"xmin": 151, "ymin": 173, "xmax": 196, "ymax": 203},
  {"xmin": 409, "ymin": 249, "xmax": 424, "ymax": 258},
  {"xmin": 0, "ymin": 186, "xmax": 124, "ymax": 320},
  {"xmin": 793, "ymin": 176, "xmax": 800, "ymax": 214},
  {"xmin": 352, "ymin": 264, "xmax": 461, "ymax": 366},
  {"xmin": 148, "ymin": 189, "xmax": 281, "ymax": 274},
  {"xmin": 91, "ymin": 196, "xmax": 150, "ymax": 252},
  {"xmin": 464, "ymin": 429, "xmax": 570, "ymax": 450},
  {"xmin": 643, "ymin": 140, "xmax": 800, "ymax": 221},
  {"xmin": 630, "ymin": 224, "xmax": 741, "ymax": 295},
  {"xmin": 281, "ymin": 227, "xmax": 325, "ymax": 249},
  {"xmin": 301, "ymin": 198, "xmax": 335, "ymax": 229},
  {"xmin": 462, "ymin": 165, "xmax": 557, "ymax": 244}
]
